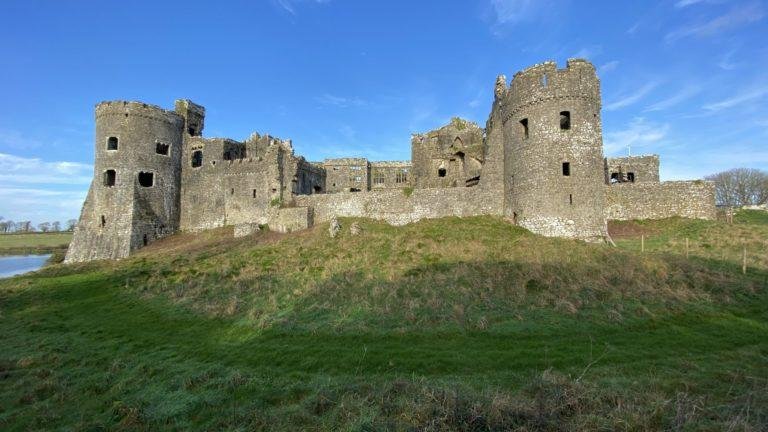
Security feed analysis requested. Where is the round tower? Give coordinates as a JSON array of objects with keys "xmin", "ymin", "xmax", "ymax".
[
  {"xmin": 66, "ymin": 101, "xmax": 184, "ymax": 262},
  {"xmin": 498, "ymin": 59, "xmax": 606, "ymax": 240}
]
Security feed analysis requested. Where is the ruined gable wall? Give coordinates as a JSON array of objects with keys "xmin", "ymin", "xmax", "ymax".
[
  {"xmin": 294, "ymin": 185, "xmax": 503, "ymax": 226},
  {"xmin": 606, "ymin": 155, "xmax": 659, "ymax": 183},
  {"xmin": 411, "ymin": 119, "xmax": 485, "ymax": 189},
  {"xmin": 605, "ymin": 180, "xmax": 715, "ymax": 220}
]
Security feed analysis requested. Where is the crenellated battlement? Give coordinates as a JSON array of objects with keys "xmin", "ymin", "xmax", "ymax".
[
  {"xmin": 498, "ymin": 59, "xmax": 600, "ymax": 126},
  {"xmin": 95, "ymin": 100, "xmax": 184, "ymax": 126}
]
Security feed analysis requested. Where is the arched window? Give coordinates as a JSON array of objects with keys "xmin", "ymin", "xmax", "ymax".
[
  {"xmin": 106, "ymin": 137, "xmax": 118, "ymax": 150},
  {"xmin": 191, "ymin": 150, "xmax": 203, "ymax": 168},
  {"xmin": 560, "ymin": 111, "xmax": 571, "ymax": 130},
  {"xmin": 103, "ymin": 169, "xmax": 116, "ymax": 187}
]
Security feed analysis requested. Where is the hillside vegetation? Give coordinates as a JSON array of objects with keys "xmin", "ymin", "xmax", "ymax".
[{"xmin": 0, "ymin": 212, "xmax": 766, "ymax": 430}]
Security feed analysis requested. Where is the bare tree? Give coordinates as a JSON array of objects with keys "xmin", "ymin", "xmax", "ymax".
[
  {"xmin": 17, "ymin": 221, "xmax": 32, "ymax": 232},
  {"xmin": 38, "ymin": 222, "xmax": 51, "ymax": 232},
  {"xmin": 66, "ymin": 219, "xmax": 78, "ymax": 231},
  {"xmin": 705, "ymin": 168, "xmax": 768, "ymax": 207},
  {"xmin": 52, "ymin": 221, "xmax": 61, "ymax": 232}
]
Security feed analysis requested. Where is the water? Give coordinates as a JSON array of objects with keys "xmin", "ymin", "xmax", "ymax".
[{"xmin": 0, "ymin": 254, "xmax": 51, "ymax": 278}]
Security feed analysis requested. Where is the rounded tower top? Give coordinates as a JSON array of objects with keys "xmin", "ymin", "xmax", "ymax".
[
  {"xmin": 95, "ymin": 100, "xmax": 184, "ymax": 126},
  {"xmin": 497, "ymin": 59, "xmax": 600, "ymax": 126}
]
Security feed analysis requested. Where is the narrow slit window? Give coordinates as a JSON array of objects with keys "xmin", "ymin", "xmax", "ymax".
[
  {"xmin": 143, "ymin": 234, "xmax": 148, "ymax": 246},
  {"xmin": 106, "ymin": 137, "xmax": 118, "ymax": 150},
  {"xmin": 138, "ymin": 172, "xmax": 154, "ymax": 187},
  {"xmin": 569, "ymin": 194, "xmax": 573, "ymax": 205},
  {"xmin": 191, "ymin": 150, "xmax": 203, "ymax": 168},
  {"xmin": 562, "ymin": 162, "xmax": 571, "ymax": 176},
  {"xmin": 252, "ymin": 189, "xmax": 257, "ymax": 198},
  {"xmin": 155, "ymin": 142, "xmax": 169, "ymax": 155},
  {"xmin": 560, "ymin": 111, "xmax": 571, "ymax": 130},
  {"xmin": 541, "ymin": 74, "xmax": 548, "ymax": 87},
  {"xmin": 520, "ymin": 118, "xmax": 529, "ymax": 139},
  {"xmin": 100, "ymin": 215, "xmax": 106, "ymax": 227},
  {"xmin": 103, "ymin": 169, "xmax": 116, "ymax": 187}
]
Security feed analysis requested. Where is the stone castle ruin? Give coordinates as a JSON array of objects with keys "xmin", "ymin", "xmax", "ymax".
[{"xmin": 65, "ymin": 59, "xmax": 715, "ymax": 263}]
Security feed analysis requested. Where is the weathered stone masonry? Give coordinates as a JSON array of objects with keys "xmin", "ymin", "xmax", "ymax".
[{"xmin": 66, "ymin": 59, "xmax": 715, "ymax": 263}]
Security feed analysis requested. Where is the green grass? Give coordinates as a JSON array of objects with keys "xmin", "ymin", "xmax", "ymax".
[
  {"xmin": 0, "ymin": 215, "xmax": 766, "ymax": 430},
  {"xmin": 0, "ymin": 232, "xmax": 72, "ymax": 257}
]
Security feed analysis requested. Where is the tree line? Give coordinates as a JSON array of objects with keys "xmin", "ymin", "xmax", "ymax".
[
  {"xmin": 0, "ymin": 217, "xmax": 78, "ymax": 234},
  {"xmin": 705, "ymin": 168, "xmax": 768, "ymax": 208}
]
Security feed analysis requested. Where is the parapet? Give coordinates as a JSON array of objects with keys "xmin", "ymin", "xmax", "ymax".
[
  {"xmin": 95, "ymin": 100, "xmax": 184, "ymax": 126},
  {"xmin": 323, "ymin": 158, "xmax": 369, "ymax": 166},
  {"xmin": 498, "ymin": 59, "xmax": 601, "ymax": 123}
]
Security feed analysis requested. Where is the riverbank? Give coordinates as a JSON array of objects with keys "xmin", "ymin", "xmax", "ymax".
[{"xmin": 0, "ymin": 232, "xmax": 71, "ymax": 263}]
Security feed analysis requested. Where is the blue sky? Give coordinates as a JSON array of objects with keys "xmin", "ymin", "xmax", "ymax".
[{"xmin": 1, "ymin": 0, "xmax": 766, "ymax": 224}]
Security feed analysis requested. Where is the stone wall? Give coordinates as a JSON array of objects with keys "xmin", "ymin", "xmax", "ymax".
[
  {"xmin": 323, "ymin": 158, "xmax": 369, "ymax": 193},
  {"xmin": 605, "ymin": 155, "xmax": 659, "ymax": 183},
  {"xmin": 294, "ymin": 185, "xmax": 502, "ymax": 225},
  {"xmin": 370, "ymin": 161, "xmax": 412, "ymax": 190},
  {"xmin": 411, "ymin": 118, "xmax": 485, "ymax": 189},
  {"xmin": 605, "ymin": 180, "xmax": 716, "ymax": 220}
]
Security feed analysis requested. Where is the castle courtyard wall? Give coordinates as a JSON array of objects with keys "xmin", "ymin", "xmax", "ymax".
[
  {"xmin": 294, "ymin": 185, "xmax": 503, "ymax": 225},
  {"xmin": 605, "ymin": 180, "xmax": 716, "ymax": 221}
]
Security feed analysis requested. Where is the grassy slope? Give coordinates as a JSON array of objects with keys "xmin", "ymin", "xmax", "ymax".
[
  {"xmin": 0, "ymin": 232, "xmax": 72, "ymax": 257},
  {"xmin": 0, "ymin": 214, "xmax": 766, "ymax": 430}
]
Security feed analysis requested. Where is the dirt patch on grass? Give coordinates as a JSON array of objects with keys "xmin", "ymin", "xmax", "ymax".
[{"xmin": 608, "ymin": 220, "xmax": 659, "ymax": 239}]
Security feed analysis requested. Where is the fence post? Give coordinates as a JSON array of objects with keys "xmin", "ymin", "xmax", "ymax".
[{"xmin": 742, "ymin": 243, "xmax": 747, "ymax": 275}]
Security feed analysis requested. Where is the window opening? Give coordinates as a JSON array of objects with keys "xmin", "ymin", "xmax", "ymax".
[
  {"xmin": 438, "ymin": 168, "xmax": 447, "ymax": 177},
  {"xmin": 627, "ymin": 172, "xmax": 636, "ymax": 182},
  {"xmin": 562, "ymin": 162, "xmax": 571, "ymax": 176},
  {"xmin": 155, "ymin": 142, "xmax": 169, "ymax": 155},
  {"xmin": 191, "ymin": 150, "xmax": 203, "ymax": 167},
  {"xmin": 560, "ymin": 111, "xmax": 571, "ymax": 130},
  {"xmin": 138, "ymin": 172, "xmax": 154, "ymax": 187},
  {"xmin": 107, "ymin": 137, "xmax": 118, "ymax": 150},
  {"xmin": 520, "ymin": 118, "xmax": 529, "ymax": 139},
  {"xmin": 103, "ymin": 169, "xmax": 116, "ymax": 187}
]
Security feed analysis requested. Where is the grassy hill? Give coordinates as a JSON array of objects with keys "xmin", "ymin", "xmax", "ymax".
[{"xmin": 0, "ymin": 212, "xmax": 766, "ymax": 430}]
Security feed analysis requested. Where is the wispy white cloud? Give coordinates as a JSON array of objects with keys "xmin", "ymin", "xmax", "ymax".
[
  {"xmin": 644, "ymin": 85, "xmax": 701, "ymax": 111},
  {"xmin": 702, "ymin": 85, "xmax": 768, "ymax": 111},
  {"xmin": 604, "ymin": 82, "xmax": 659, "ymax": 111},
  {"xmin": 598, "ymin": 60, "xmax": 619, "ymax": 74},
  {"xmin": 0, "ymin": 153, "xmax": 91, "ymax": 224},
  {"xmin": 717, "ymin": 48, "xmax": 742, "ymax": 70},
  {"xmin": 665, "ymin": 2, "xmax": 764, "ymax": 42},
  {"xmin": 315, "ymin": 94, "xmax": 368, "ymax": 108},
  {"xmin": 604, "ymin": 118, "xmax": 671, "ymax": 155},
  {"xmin": 490, "ymin": 0, "xmax": 553, "ymax": 25},
  {"xmin": 572, "ymin": 45, "xmax": 603, "ymax": 60},
  {"xmin": 273, "ymin": 0, "xmax": 330, "ymax": 15},
  {"xmin": 0, "ymin": 153, "xmax": 92, "ymax": 185}
]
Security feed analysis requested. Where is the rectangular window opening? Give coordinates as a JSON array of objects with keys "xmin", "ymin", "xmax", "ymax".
[
  {"xmin": 138, "ymin": 172, "xmax": 154, "ymax": 187},
  {"xmin": 252, "ymin": 189, "xmax": 257, "ymax": 198},
  {"xmin": 562, "ymin": 162, "xmax": 570, "ymax": 176},
  {"xmin": 103, "ymin": 169, "xmax": 116, "ymax": 187},
  {"xmin": 155, "ymin": 142, "xmax": 170, "ymax": 155},
  {"xmin": 627, "ymin": 172, "xmax": 636, "ymax": 182},
  {"xmin": 569, "ymin": 194, "xmax": 573, "ymax": 205},
  {"xmin": 519, "ymin": 118, "xmax": 529, "ymax": 139},
  {"xmin": 106, "ymin": 137, "xmax": 118, "ymax": 151},
  {"xmin": 560, "ymin": 111, "xmax": 571, "ymax": 130},
  {"xmin": 191, "ymin": 150, "xmax": 203, "ymax": 168}
]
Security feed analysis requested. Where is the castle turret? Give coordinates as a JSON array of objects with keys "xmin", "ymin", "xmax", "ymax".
[
  {"xmin": 65, "ymin": 101, "xmax": 184, "ymax": 262},
  {"xmin": 498, "ymin": 59, "xmax": 606, "ymax": 240}
]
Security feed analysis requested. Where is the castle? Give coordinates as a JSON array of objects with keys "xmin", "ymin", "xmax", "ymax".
[{"xmin": 65, "ymin": 59, "xmax": 715, "ymax": 263}]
